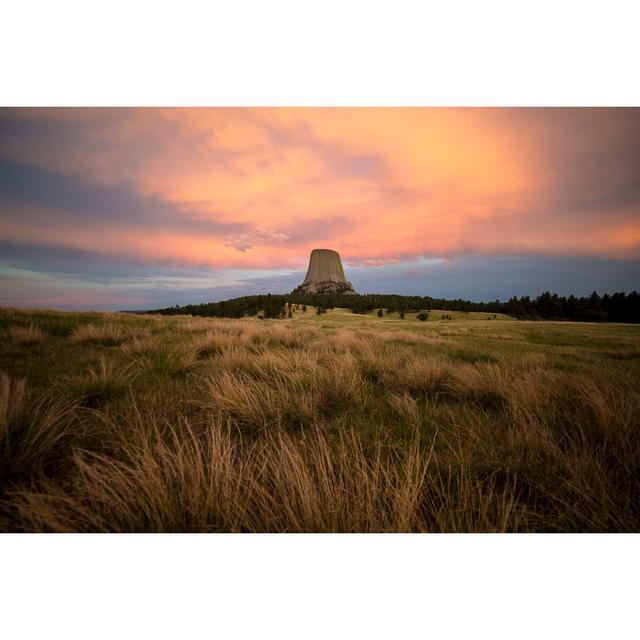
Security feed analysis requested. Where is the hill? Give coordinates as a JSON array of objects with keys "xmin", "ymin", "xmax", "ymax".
[{"xmin": 152, "ymin": 290, "xmax": 640, "ymax": 323}]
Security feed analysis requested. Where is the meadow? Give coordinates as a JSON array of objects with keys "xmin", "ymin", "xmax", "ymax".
[{"xmin": 1, "ymin": 306, "xmax": 639, "ymax": 532}]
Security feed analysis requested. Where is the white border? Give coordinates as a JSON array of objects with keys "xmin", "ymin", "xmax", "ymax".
[
  {"xmin": 1, "ymin": 0, "xmax": 639, "ymax": 106},
  {"xmin": 1, "ymin": 533, "xmax": 638, "ymax": 639}
]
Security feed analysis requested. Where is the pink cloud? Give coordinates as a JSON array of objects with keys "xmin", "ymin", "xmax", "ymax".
[{"xmin": 1, "ymin": 107, "xmax": 639, "ymax": 271}]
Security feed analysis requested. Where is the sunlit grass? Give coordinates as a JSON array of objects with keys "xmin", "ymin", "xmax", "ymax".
[
  {"xmin": 7, "ymin": 325, "xmax": 47, "ymax": 345},
  {"xmin": 1, "ymin": 307, "xmax": 639, "ymax": 532}
]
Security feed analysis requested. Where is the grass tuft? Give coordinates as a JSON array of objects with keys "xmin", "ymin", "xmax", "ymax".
[
  {"xmin": 0, "ymin": 372, "xmax": 81, "ymax": 488},
  {"xmin": 70, "ymin": 324, "xmax": 126, "ymax": 346},
  {"xmin": 7, "ymin": 325, "xmax": 47, "ymax": 345},
  {"xmin": 66, "ymin": 357, "xmax": 139, "ymax": 407}
]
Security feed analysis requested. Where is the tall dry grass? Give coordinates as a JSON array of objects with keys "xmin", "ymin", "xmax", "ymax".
[
  {"xmin": 120, "ymin": 335, "xmax": 161, "ymax": 356},
  {"xmin": 0, "ymin": 373, "xmax": 81, "ymax": 488},
  {"xmin": 1, "ymin": 315, "xmax": 639, "ymax": 532},
  {"xmin": 63, "ymin": 356, "xmax": 140, "ymax": 407},
  {"xmin": 5, "ymin": 415, "xmax": 435, "ymax": 532},
  {"xmin": 203, "ymin": 348, "xmax": 363, "ymax": 429},
  {"xmin": 7, "ymin": 325, "xmax": 46, "ymax": 345},
  {"xmin": 70, "ymin": 323, "xmax": 126, "ymax": 346}
]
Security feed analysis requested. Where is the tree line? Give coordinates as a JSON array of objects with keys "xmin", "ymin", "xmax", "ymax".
[{"xmin": 152, "ymin": 290, "xmax": 640, "ymax": 323}]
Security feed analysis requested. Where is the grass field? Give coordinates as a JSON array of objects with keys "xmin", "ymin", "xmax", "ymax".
[
  {"xmin": 1, "ymin": 306, "xmax": 639, "ymax": 532},
  {"xmin": 297, "ymin": 307, "xmax": 514, "ymax": 324}
]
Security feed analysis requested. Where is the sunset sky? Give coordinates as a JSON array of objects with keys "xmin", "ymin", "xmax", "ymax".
[{"xmin": 1, "ymin": 107, "xmax": 639, "ymax": 309}]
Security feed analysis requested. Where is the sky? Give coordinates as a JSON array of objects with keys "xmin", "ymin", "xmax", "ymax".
[{"xmin": 1, "ymin": 107, "xmax": 639, "ymax": 310}]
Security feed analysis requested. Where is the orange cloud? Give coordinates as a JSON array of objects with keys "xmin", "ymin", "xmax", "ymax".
[{"xmin": 1, "ymin": 107, "xmax": 639, "ymax": 271}]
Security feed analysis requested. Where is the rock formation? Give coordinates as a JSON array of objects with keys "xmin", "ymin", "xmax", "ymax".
[{"xmin": 292, "ymin": 249, "xmax": 356, "ymax": 295}]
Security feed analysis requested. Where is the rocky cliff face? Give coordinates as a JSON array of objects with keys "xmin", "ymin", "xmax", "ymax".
[{"xmin": 292, "ymin": 249, "xmax": 356, "ymax": 295}]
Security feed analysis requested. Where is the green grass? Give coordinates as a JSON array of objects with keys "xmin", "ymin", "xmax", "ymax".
[
  {"xmin": 293, "ymin": 306, "xmax": 514, "ymax": 325},
  {"xmin": 1, "ymin": 307, "xmax": 639, "ymax": 532}
]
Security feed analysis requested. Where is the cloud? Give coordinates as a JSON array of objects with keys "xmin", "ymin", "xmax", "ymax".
[
  {"xmin": 224, "ymin": 228, "xmax": 291, "ymax": 252},
  {"xmin": 1, "ymin": 107, "xmax": 639, "ymax": 308},
  {"xmin": 349, "ymin": 257, "xmax": 402, "ymax": 267},
  {"xmin": 0, "ymin": 241, "xmax": 302, "ymax": 309}
]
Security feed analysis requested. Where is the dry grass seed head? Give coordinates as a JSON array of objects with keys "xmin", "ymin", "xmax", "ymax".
[
  {"xmin": 67, "ymin": 356, "xmax": 140, "ymax": 407},
  {"xmin": 70, "ymin": 324, "xmax": 126, "ymax": 346},
  {"xmin": 7, "ymin": 325, "xmax": 46, "ymax": 345},
  {"xmin": 204, "ymin": 370, "xmax": 319, "ymax": 430},
  {"xmin": 192, "ymin": 332, "xmax": 236, "ymax": 359},
  {"xmin": 120, "ymin": 335, "xmax": 161, "ymax": 356},
  {"xmin": 446, "ymin": 363, "xmax": 509, "ymax": 409}
]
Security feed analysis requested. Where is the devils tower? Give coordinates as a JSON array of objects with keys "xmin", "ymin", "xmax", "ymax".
[{"xmin": 292, "ymin": 249, "xmax": 356, "ymax": 295}]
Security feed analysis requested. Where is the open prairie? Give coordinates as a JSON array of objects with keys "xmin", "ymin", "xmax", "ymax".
[{"xmin": 1, "ymin": 307, "xmax": 639, "ymax": 532}]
